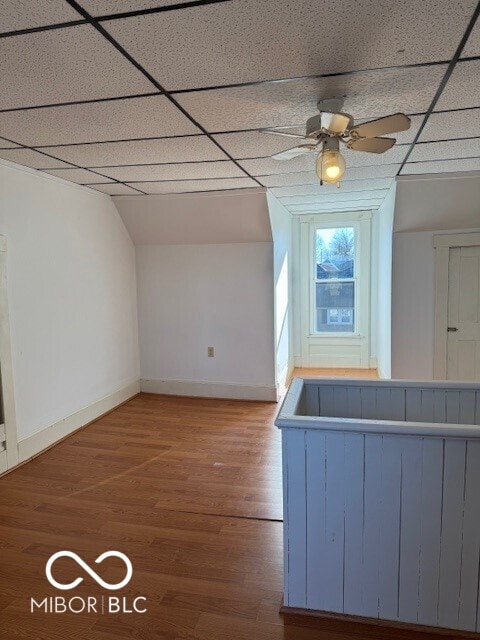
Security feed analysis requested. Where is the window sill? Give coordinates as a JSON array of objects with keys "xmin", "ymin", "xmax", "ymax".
[{"xmin": 308, "ymin": 333, "xmax": 365, "ymax": 339}]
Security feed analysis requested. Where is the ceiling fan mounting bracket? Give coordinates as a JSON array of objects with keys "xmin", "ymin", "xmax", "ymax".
[
  {"xmin": 307, "ymin": 99, "xmax": 354, "ymax": 139},
  {"xmin": 317, "ymin": 97, "xmax": 345, "ymax": 113}
]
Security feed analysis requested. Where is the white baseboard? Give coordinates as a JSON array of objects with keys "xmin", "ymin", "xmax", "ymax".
[
  {"xmin": 369, "ymin": 357, "xmax": 378, "ymax": 369},
  {"xmin": 141, "ymin": 378, "xmax": 277, "ymax": 402},
  {"xmin": 18, "ymin": 379, "xmax": 140, "ymax": 463}
]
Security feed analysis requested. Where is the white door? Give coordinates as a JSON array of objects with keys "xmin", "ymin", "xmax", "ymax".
[{"xmin": 447, "ymin": 246, "xmax": 480, "ymax": 380}]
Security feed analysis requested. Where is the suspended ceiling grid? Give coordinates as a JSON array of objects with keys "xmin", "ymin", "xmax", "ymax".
[{"xmin": 0, "ymin": 0, "xmax": 479, "ymax": 213}]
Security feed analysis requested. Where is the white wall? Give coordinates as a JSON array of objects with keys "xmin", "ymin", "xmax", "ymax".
[
  {"xmin": 136, "ymin": 242, "xmax": 276, "ymax": 399},
  {"xmin": 267, "ymin": 193, "xmax": 293, "ymax": 387},
  {"xmin": 391, "ymin": 173, "xmax": 480, "ymax": 379},
  {"xmin": 116, "ymin": 188, "xmax": 278, "ymax": 400},
  {"xmin": 392, "ymin": 230, "xmax": 436, "ymax": 379},
  {"xmin": 0, "ymin": 161, "xmax": 139, "ymax": 445},
  {"xmin": 375, "ymin": 184, "xmax": 396, "ymax": 378}
]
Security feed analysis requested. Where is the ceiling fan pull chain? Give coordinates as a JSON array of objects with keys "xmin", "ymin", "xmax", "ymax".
[{"xmin": 319, "ymin": 149, "xmax": 324, "ymax": 186}]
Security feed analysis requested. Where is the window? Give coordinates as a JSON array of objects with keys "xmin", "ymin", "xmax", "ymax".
[
  {"xmin": 314, "ymin": 227, "xmax": 356, "ymax": 333},
  {"xmin": 297, "ymin": 212, "xmax": 371, "ymax": 368}
]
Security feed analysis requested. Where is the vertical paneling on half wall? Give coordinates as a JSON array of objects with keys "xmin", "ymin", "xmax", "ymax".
[{"xmin": 283, "ymin": 429, "xmax": 480, "ymax": 631}]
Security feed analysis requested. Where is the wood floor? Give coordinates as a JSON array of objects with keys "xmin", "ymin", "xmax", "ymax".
[{"xmin": 0, "ymin": 384, "xmax": 459, "ymax": 639}]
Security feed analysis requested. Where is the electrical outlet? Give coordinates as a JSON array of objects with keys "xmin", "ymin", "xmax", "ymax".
[{"xmin": 207, "ymin": 347, "xmax": 214, "ymax": 357}]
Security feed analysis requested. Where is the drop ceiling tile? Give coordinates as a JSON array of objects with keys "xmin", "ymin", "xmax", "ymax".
[
  {"xmin": 336, "ymin": 164, "xmax": 400, "ymax": 181},
  {"xmin": 259, "ymin": 164, "xmax": 400, "ymax": 187},
  {"xmin": 419, "ymin": 109, "xmax": 480, "ymax": 141},
  {"xmin": 78, "ymin": 0, "xmax": 181, "ymax": 14},
  {"xmin": 409, "ymin": 138, "xmax": 480, "ymax": 162},
  {"xmin": 462, "ymin": 17, "xmax": 480, "ymax": 57},
  {"xmin": 0, "ymin": 96, "xmax": 199, "ymax": 147},
  {"xmin": 280, "ymin": 189, "xmax": 390, "ymax": 205},
  {"xmin": 0, "ymin": 24, "xmax": 153, "ymax": 110},
  {"xmin": 333, "ymin": 145, "xmax": 410, "ymax": 168},
  {"xmin": 100, "ymin": 161, "xmax": 245, "ymax": 182},
  {"xmin": 259, "ymin": 171, "xmax": 319, "ymax": 187},
  {"xmin": 43, "ymin": 168, "xmax": 114, "ymax": 184},
  {"xmin": 128, "ymin": 177, "xmax": 258, "ymax": 194},
  {"xmin": 45, "ymin": 135, "xmax": 226, "ymax": 166},
  {"xmin": 213, "ymin": 130, "xmax": 306, "ymax": 160},
  {"xmin": 288, "ymin": 199, "xmax": 384, "ymax": 213},
  {"xmin": 107, "ymin": 0, "xmax": 473, "ymax": 90},
  {"xmin": 0, "ymin": 138, "xmax": 20, "ymax": 148},
  {"xmin": 0, "ymin": 0, "xmax": 79, "ymax": 32},
  {"xmin": 87, "ymin": 183, "xmax": 142, "ymax": 195},
  {"xmin": 435, "ymin": 60, "xmax": 480, "ymax": 111},
  {"xmin": 271, "ymin": 177, "xmax": 393, "ymax": 198},
  {"xmin": 176, "ymin": 67, "xmax": 445, "ymax": 133},
  {"xmin": 240, "ymin": 155, "xmax": 315, "ymax": 175},
  {"xmin": 0, "ymin": 148, "xmax": 72, "ymax": 169},
  {"xmin": 240, "ymin": 145, "xmax": 407, "ymax": 176},
  {"xmin": 400, "ymin": 157, "xmax": 480, "ymax": 175}
]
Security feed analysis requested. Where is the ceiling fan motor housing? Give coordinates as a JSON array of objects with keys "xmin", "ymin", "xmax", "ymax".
[
  {"xmin": 323, "ymin": 137, "xmax": 341, "ymax": 152},
  {"xmin": 306, "ymin": 112, "xmax": 353, "ymax": 139}
]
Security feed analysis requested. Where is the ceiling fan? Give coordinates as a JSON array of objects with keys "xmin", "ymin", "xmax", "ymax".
[{"xmin": 260, "ymin": 98, "xmax": 411, "ymax": 185}]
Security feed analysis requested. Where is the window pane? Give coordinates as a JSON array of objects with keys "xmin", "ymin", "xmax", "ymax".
[
  {"xmin": 315, "ymin": 282, "xmax": 355, "ymax": 333},
  {"xmin": 315, "ymin": 227, "xmax": 355, "ymax": 280}
]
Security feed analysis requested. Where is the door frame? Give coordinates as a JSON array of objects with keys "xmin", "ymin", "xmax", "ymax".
[
  {"xmin": 433, "ymin": 232, "xmax": 480, "ymax": 379},
  {"xmin": 0, "ymin": 235, "xmax": 18, "ymax": 470}
]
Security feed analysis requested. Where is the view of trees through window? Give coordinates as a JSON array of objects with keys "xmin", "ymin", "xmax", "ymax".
[{"xmin": 315, "ymin": 227, "xmax": 355, "ymax": 333}]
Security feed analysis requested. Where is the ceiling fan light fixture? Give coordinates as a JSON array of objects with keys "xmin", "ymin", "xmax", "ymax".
[{"xmin": 316, "ymin": 143, "xmax": 346, "ymax": 184}]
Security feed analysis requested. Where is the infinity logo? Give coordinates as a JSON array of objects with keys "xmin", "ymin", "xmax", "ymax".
[{"xmin": 46, "ymin": 551, "xmax": 133, "ymax": 591}]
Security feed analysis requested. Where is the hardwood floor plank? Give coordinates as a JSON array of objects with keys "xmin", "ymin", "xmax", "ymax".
[{"xmin": 0, "ymin": 388, "xmax": 463, "ymax": 639}]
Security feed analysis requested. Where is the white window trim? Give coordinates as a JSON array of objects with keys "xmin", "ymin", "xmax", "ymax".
[{"xmin": 298, "ymin": 211, "xmax": 371, "ymax": 368}]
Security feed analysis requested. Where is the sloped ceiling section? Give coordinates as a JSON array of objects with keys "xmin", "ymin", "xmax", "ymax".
[
  {"xmin": 0, "ymin": 0, "xmax": 479, "ymax": 214},
  {"xmin": 113, "ymin": 188, "xmax": 272, "ymax": 245},
  {"xmin": 393, "ymin": 173, "xmax": 480, "ymax": 232}
]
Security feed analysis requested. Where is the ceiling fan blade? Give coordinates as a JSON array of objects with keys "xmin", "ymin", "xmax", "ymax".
[
  {"xmin": 272, "ymin": 144, "xmax": 318, "ymax": 160},
  {"xmin": 321, "ymin": 112, "xmax": 351, "ymax": 135},
  {"xmin": 349, "ymin": 113, "xmax": 411, "ymax": 139},
  {"xmin": 347, "ymin": 137, "xmax": 396, "ymax": 153},
  {"xmin": 260, "ymin": 129, "xmax": 306, "ymax": 139}
]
